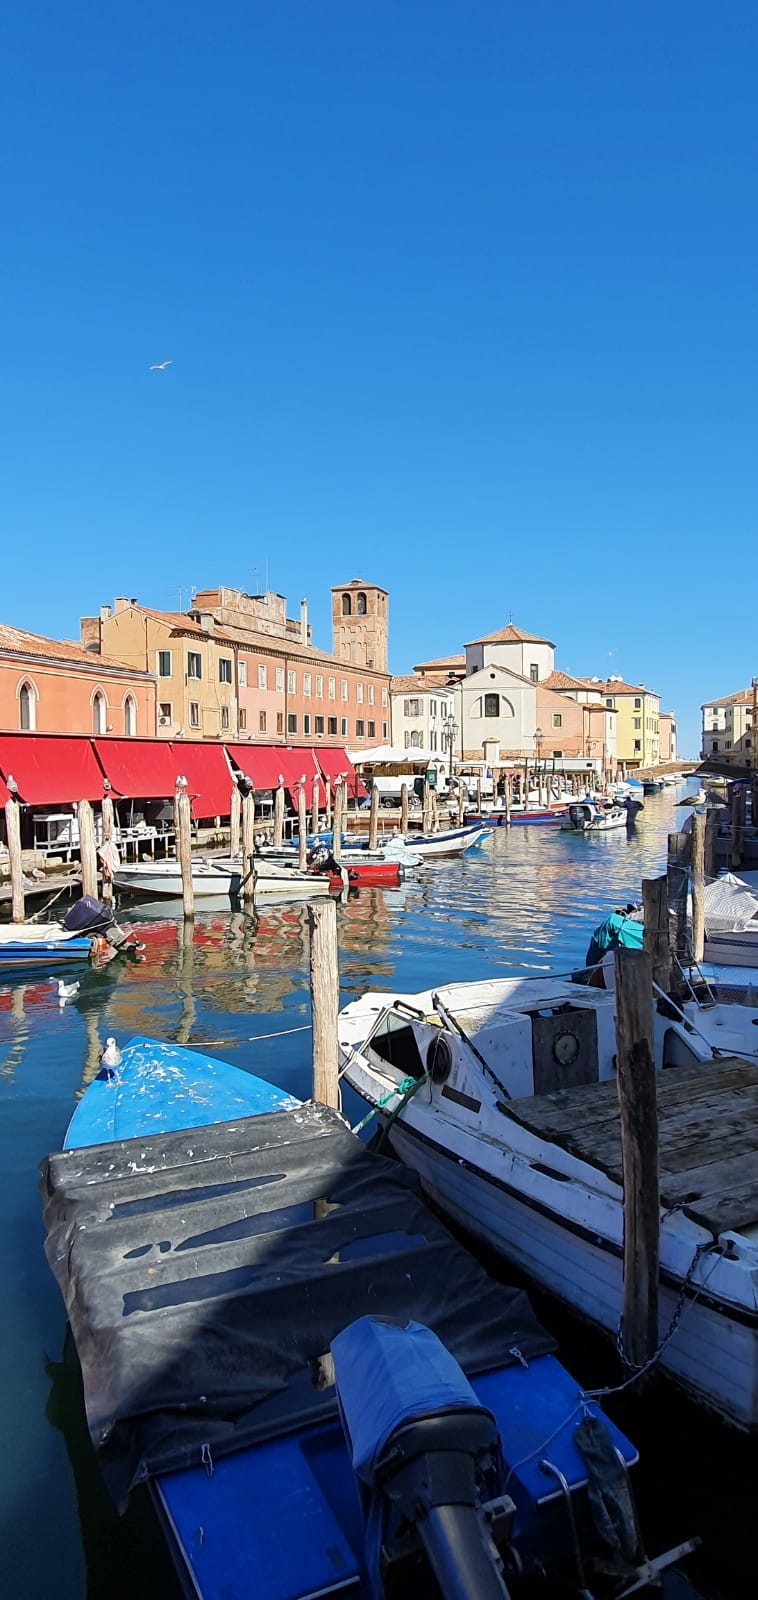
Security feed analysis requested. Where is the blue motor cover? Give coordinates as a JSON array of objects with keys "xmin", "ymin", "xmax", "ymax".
[{"xmin": 332, "ymin": 1315, "xmax": 498, "ymax": 1484}]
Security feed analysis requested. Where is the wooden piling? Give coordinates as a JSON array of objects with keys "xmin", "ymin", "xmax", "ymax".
[
  {"xmin": 308, "ymin": 896, "xmax": 340, "ymax": 1108},
  {"xmin": 332, "ymin": 780, "xmax": 344, "ymax": 861},
  {"xmin": 691, "ymin": 810, "xmax": 706, "ymax": 965},
  {"xmin": 174, "ymin": 780, "xmax": 194, "ymax": 919},
  {"xmin": 666, "ymin": 831, "xmax": 691, "ymax": 984},
  {"xmin": 77, "ymin": 799, "xmax": 98, "ymax": 900},
  {"xmin": 457, "ymin": 780, "xmax": 465, "ymax": 826},
  {"xmin": 325, "ymin": 780, "xmax": 332, "ymax": 828},
  {"xmin": 400, "ymin": 782, "xmax": 409, "ymax": 834},
  {"xmin": 4, "ymin": 794, "xmax": 25, "ymax": 922},
  {"xmin": 241, "ymin": 789, "xmax": 255, "ymax": 905},
  {"xmin": 731, "ymin": 785, "xmax": 745, "ymax": 870},
  {"xmin": 311, "ymin": 779, "xmax": 320, "ymax": 837},
  {"xmin": 614, "ymin": 946, "xmax": 659, "ymax": 1369},
  {"xmin": 504, "ymin": 774, "xmax": 511, "ymax": 825},
  {"xmin": 297, "ymin": 783, "xmax": 308, "ymax": 870},
  {"xmin": 230, "ymin": 785, "xmax": 242, "ymax": 859},
  {"xmin": 422, "ymin": 780, "xmax": 431, "ymax": 833},
  {"xmin": 101, "ymin": 793, "xmax": 114, "ymax": 905},
  {"xmin": 273, "ymin": 781, "xmax": 285, "ymax": 849},
  {"xmin": 642, "ymin": 875, "xmax": 671, "ymax": 994},
  {"xmin": 476, "ymin": 776, "xmax": 482, "ymax": 815},
  {"xmin": 368, "ymin": 781, "xmax": 379, "ymax": 850},
  {"xmin": 704, "ymin": 807, "xmax": 717, "ymax": 885}
]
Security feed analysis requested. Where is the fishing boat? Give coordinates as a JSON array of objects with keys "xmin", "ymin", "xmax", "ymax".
[
  {"xmin": 39, "ymin": 1037, "xmax": 685, "ymax": 1600},
  {"xmin": 339, "ymin": 973, "xmax": 758, "ymax": 1429},
  {"xmin": 560, "ymin": 799, "xmax": 641, "ymax": 833}
]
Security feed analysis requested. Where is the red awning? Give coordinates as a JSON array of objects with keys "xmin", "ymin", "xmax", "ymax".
[
  {"xmin": 170, "ymin": 744, "xmax": 235, "ymax": 819},
  {"xmin": 93, "ymin": 739, "xmax": 180, "ymax": 801},
  {"xmin": 227, "ymin": 745, "xmax": 321, "ymax": 803},
  {"xmin": 316, "ymin": 747, "xmax": 366, "ymax": 799},
  {"xmin": 0, "ymin": 735, "xmax": 105, "ymax": 804}
]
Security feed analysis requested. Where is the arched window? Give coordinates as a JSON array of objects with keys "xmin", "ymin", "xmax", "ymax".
[
  {"xmin": 19, "ymin": 680, "xmax": 36, "ymax": 731},
  {"xmin": 124, "ymin": 694, "xmax": 137, "ymax": 736},
  {"xmin": 356, "ymin": 592, "xmax": 367, "ymax": 615},
  {"xmin": 92, "ymin": 691, "xmax": 106, "ymax": 735},
  {"xmin": 342, "ymin": 593, "xmax": 352, "ymax": 616},
  {"xmin": 409, "ymin": 730, "xmax": 422, "ymax": 748}
]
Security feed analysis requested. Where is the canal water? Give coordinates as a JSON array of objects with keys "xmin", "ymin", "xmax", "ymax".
[{"xmin": 0, "ymin": 784, "xmax": 751, "ymax": 1598}]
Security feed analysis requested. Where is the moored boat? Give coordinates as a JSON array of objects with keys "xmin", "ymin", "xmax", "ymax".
[
  {"xmin": 339, "ymin": 972, "xmax": 758, "ymax": 1429},
  {"xmin": 403, "ymin": 822, "xmax": 490, "ymax": 857},
  {"xmin": 40, "ymin": 1036, "xmax": 683, "ymax": 1599},
  {"xmin": 561, "ymin": 798, "xmax": 641, "ymax": 833}
]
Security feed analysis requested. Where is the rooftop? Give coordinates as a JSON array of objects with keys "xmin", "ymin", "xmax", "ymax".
[
  {"xmin": 390, "ymin": 674, "xmax": 453, "ymax": 693},
  {"xmin": 466, "ymin": 623, "xmax": 556, "ymax": 648},
  {"xmin": 540, "ymin": 669, "xmax": 596, "ymax": 692},
  {"xmin": 0, "ymin": 622, "xmax": 149, "ymax": 675}
]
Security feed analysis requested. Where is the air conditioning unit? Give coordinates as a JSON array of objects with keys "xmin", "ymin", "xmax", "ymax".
[{"xmin": 159, "ymin": 716, "xmax": 170, "ymax": 726}]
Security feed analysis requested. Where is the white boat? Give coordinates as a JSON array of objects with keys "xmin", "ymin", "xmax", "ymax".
[
  {"xmin": 402, "ymin": 823, "xmax": 489, "ymax": 858},
  {"xmin": 339, "ymin": 973, "xmax": 758, "ymax": 1429},
  {"xmin": 114, "ymin": 860, "xmax": 245, "ymax": 899},
  {"xmin": 561, "ymin": 800, "xmax": 638, "ymax": 832}
]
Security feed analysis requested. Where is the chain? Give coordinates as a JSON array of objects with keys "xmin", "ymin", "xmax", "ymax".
[{"xmin": 606, "ymin": 1241, "xmax": 726, "ymax": 1394}]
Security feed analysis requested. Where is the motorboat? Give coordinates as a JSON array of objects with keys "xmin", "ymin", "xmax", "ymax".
[
  {"xmin": 402, "ymin": 823, "xmax": 490, "ymax": 857},
  {"xmin": 560, "ymin": 798, "xmax": 642, "ymax": 833},
  {"xmin": 39, "ymin": 1037, "xmax": 686, "ymax": 1600},
  {"xmin": 114, "ymin": 858, "xmax": 245, "ymax": 899},
  {"xmin": 0, "ymin": 895, "xmax": 141, "ymax": 970},
  {"xmin": 339, "ymin": 972, "xmax": 758, "ymax": 1429}
]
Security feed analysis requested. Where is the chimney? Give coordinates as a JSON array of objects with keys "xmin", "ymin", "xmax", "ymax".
[
  {"xmin": 79, "ymin": 616, "xmax": 102, "ymax": 653},
  {"xmin": 113, "ymin": 597, "xmax": 130, "ymax": 614},
  {"xmin": 300, "ymin": 598, "xmax": 308, "ymax": 646}
]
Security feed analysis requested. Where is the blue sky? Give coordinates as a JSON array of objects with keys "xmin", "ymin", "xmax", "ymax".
[{"xmin": 2, "ymin": 2, "xmax": 756, "ymax": 755}]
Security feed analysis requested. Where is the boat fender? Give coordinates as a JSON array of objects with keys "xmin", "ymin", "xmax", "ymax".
[{"xmin": 573, "ymin": 1414, "xmax": 645, "ymax": 1572}]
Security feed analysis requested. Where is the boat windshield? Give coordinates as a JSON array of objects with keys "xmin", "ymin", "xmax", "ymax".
[{"xmin": 369, "ymin": 1010, "xmax": 426, "ymax": 1080}]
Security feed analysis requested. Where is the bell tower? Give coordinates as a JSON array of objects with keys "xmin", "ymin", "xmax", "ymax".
[{"xmin": 331, "ymin": 579, "xmax": 389, "ymax": 671}]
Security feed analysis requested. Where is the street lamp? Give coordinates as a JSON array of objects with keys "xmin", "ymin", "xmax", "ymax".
[{"xmin": 444, "ymin": 714, "xmax": 459, "ymax": 780}]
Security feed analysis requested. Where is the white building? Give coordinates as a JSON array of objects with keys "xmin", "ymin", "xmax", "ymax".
[{"xmin": 390, "ymin": 676, "xmax": 455, "ymax": 754}]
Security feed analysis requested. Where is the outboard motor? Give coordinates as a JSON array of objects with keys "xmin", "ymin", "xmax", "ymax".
[
  {"xmin": 332, "ymin": 1317, "xmax": 515, "ymax": 1600},
  {"xmin": 61, "ymin": 896, "xmax": 143, "ymax": 959}
]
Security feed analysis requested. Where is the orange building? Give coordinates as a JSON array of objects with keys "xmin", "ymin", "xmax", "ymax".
[{"xmin": 0, "ymin": 622, "xmax": 156, "ymax": 737}]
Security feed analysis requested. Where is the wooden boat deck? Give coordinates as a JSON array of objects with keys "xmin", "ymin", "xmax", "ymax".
[{"xmin": 506, "ymin": 1058, "xmax": 758, "ymax": 1237}]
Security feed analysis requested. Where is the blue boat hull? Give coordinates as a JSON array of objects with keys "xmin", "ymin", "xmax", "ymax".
[{"xmin": 0, "ymin": 937, "xmax": 92, "ymax": 973}]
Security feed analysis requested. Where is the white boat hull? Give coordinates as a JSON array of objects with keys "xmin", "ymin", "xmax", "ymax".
[
  {"xmin": 387, "ymin": 1118, "xmax": 758, "ymax": 1429},
  {"xmin": 114, "ymin": 865, "xmax": 242, "ymax": 898}
]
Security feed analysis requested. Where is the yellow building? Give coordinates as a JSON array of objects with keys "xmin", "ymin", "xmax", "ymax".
[
  {"xmin": 81, "ymin": 600, "xmax": 239, "ymax": 739},
  {"xmin": 585, "ymin": 678, "xmax": 660, "ymax": 770}
]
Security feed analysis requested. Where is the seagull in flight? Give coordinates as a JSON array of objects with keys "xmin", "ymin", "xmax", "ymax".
[{"xmin": 149, "ymin": 360, "xmax": 173, "ymax": 371}]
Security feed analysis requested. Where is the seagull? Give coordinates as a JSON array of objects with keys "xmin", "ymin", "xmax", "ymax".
[
  {"xmin": 57, "ymin": 978, "xmax": 80, "ymax": 1006},
  {"xmin": 99, "ymin": 1037, "xmax": 122, "ymax": 1070},
  {"xmin": 149, "ymin": 360, "xmax": 173, "ymax": 371}
]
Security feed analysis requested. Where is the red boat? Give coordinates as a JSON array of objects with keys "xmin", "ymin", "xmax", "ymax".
[{"xmin": 317, "ymin": 860, "xmax": 401, "ymax": 890}]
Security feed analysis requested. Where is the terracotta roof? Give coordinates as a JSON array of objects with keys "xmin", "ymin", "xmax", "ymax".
[
  {"xmin": 540, "ymin": 669, "xmax": 594, "ymax": 692},
  {"xmin": 0, "ymin": 622, "xmax": 150, "ymax": 675},
  {"xmin": 576, "ymin": 677, "xmax": 657, "ymax": 697},
  {"xmin": 390, "ymin": 674, "xmax": 454, "ymax": 693},
  {"xmin": 138, "ymin": 607, "xmax": 240, "ymax": 647},
  {"xmin": 701, "ymin": 688, "xmax": 753, "ymax": 708},
  {"xmin": 466, "ymin": 624, "xmax": 555, "ymax": 648},
  {"xmin": 413, "ymin": 654, "xmax": 466, "ymax": 673}
]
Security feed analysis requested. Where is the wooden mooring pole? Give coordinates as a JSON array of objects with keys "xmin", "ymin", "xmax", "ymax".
[
  {"xmin": 4, "ymin": 792, "xmax": 25, "ymax": 922},
  {"xmin": 704, "ymin": 807, "xmax": 717, "ymax": 885},
  {"xmin": 311, "ymin": 779, "xmax": 320, "ymax": 838},
  {"xmin": 230, "ymin": 785, "xmax": 242, "ymax": 859},
  {"xmin": 241, "ymin": 789, "xmax": 255, "ymax": 905},
  {"xmin": 298, "ymin": 783, "xmax": 308, "ymax": 871},
  {"xmin": 174, "ymin": 779, "xmax": 194, "ymax": 919},
  {"xmin": 308, "ymin": 896, "xmax": 340, "ymax": 1108},
  {"xmin": 100, "ymin": 792, "xmax": 114, "ymax": 905},
  {"xmin": 332, "ymin": 780, "xmax": 344, "ymax": 861},
  {"xmin": 614, "ymin": 946, "xmax": 659, "ymax": 1369},
  {"xmin": 642, "ymin": 875, "xmax": 671, "ymax": 994},
  {"xmin": 400, "ymin": 782, "xmax": 409, "ymax": 835},
  {"xmin": 691, "ymin": 810, "xmax": 706, "ymax": 965},
  {"xmin": 77, "ymin": 799, "xmax": 98, "ymax": 900},
  {"xmin": 368, "ymin": 781, "xmax": 379, "ymax": 851},
  {"xmin": 667, "ymin": 831, "xmax": 690, "ymax": 987},
  {"xmin": 273, "ymin": 781, "xmax": 285, "ymax": 849}
]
